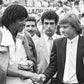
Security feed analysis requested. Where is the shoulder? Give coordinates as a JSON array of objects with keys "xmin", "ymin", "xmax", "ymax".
[
  {"xmin": 24, "ymin": 31, "xmax": 32, "ymax": 39},
  {"xmin": 24, "ymin": 31, "xmax": 35, "ymax": 47},
  {"xmin": 79, "ymin": 35, "xmax": 84, "ymax": 42},
  {"xmin": 80, "ymin": 35, "xmax": 84, "ymax": 39},
  {"xmin": 35, "ymin": 36, "xmax": 43, "ymax": 44},
  {"xmin": 24, "ymin": 31, "xmax": 33, "ymax": 42},
  {"xmin": 54, "ymin": 37, "xmax": 66, "ymax": 43}
]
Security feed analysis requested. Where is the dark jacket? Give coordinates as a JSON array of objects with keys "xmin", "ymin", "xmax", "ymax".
[{"xmin": 43, "ymin": 36, "xmax": 84, "ymax": 84}]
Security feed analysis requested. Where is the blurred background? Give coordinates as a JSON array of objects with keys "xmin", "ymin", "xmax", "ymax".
[{"xmin": 0, "ymin": 0, "xmax": 84, "ymax": 33}]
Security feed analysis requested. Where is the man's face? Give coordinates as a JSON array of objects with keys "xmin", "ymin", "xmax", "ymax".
[
  {"xmin": 25, "ymin": 21, "xmax": 36, "ymax": 36},
  {"xmin": 59, "ymin": 23, "xmax": 76, "ymax": 39},
  {"xmin": 13, "ymin": 19, "xmax": 26, "ymax": 33},
  {"xmin": 43, "ymin": 19, "xmax": 56, "ymax": 37}
]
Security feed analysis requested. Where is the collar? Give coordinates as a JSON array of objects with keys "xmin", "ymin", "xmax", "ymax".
[
  {"xmin": 44, "ymin": 33, "xmax": 59, "ymax": 41},
  {"xmin": 67, "ymin": 35, "xmax": 79, "ymax": 44},
  {"xmin": 32, "ymin": 34, "xmax": 38, "ymax": 38}
]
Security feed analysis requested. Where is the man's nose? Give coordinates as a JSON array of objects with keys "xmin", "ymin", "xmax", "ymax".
[
  {"xmin": 60, "ymin": 28, "xmax": 64, "ymax": 34},
  {"xmin": 47, "ymin": 24, "xmax": 51, "ymax": 28},
  {"xmin": 28, "ymin": 26, "xmax": 32, "ymax": 30}
]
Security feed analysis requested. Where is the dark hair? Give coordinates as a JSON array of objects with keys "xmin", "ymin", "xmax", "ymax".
[
  {"xmin": 1, "ymin": 4, "xmax": 28, "ymax": 28},
  {"xmin": 59, "ymin": 12, "xmax": 82, "ymax": 34},
  {"xmin": 41, "ymin": 10, "xmax": 59, "ymax": 25},
  {"xmin": 26, "ymin": 16, "xmax": 37, "ymax": 26},
  {"xmin": 56, "ymin": 25, "xmax": 61, "ymax": 35},
  {"xmin": 74, "ymin": 1, "xmax": 79, "ymax": 5},
  {"xmin": 0, "ymin": 0, "xmax": 3, "ymax": 5}
]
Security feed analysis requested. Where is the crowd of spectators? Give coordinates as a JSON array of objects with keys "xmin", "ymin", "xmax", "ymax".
[{"xmin": 0, "ymin": 0, "xmax": 84, "ymax": 33}]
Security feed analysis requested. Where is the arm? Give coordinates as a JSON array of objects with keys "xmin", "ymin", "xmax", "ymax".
[
  {"xmin": 8, "ymin": 40, "xmax": 37, "ymax": 79},
  {"xmin": 7, "ymin": 64, "xmax": 40, "ymax": 82},
  {"xmin": 33, "ymin": 40, "xmax": 58, "ymax": 83},
  {"xmin": 7, "ymin": 64, "xmax": 33, "ymax": 79}
]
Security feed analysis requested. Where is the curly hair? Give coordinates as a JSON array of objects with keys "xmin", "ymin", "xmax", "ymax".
[
  {"xmin": 26, "ymin": 16, "xmax": 37, "ymax": 26},
  {"xmin": 41, "ymin": 10, "xmax": 59, "ymax": 25}
]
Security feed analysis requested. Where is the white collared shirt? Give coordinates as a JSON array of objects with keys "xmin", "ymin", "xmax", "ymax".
[
  {"xmin": 44, "ymin": 33, "xmax": 61, "ymax": 63},
  {"xmin": 1, "ymin": 26, "xmax": 15, "ymax": 46},
  {"xmin": 1, "ymin": 27, "xmax": 27, "ymax": 67},
  {"xmin": 0, "ymin": 27, "xmax": 16, "ymax": 65},
  {"xmin": 44, "ymin": 33, "xmax": 60, "ymax": 54},
  {"xmin": 15, "ymin": 33, "xmax": 27, "ymax": 65},
  {"xmin": 1, "ymin": 27, "xmax": 33, "ymax": 84},
  {"xmin": 63, "ymin": 35, "xmax": 79, "ymax": 83},
  {"xmin": 44, "ymin": 34, "xmax": 53, "ymax": 54}
]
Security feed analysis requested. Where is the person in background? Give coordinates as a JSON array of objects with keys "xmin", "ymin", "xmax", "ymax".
[
  {"xmin": 0, "ymin": 4, "xmax": 39, "ymax": 84},
  {"xmin": 72, "ymin": 0, "xmax": 80, "ymax": 17},
  {"xmin": 35, "ymin": 10, "xmax": 62, "ymax": 84},
  {"xmin": 38, "ymin": 12, "xmax": 84, "ymax": 84},
  {"xmin": 25, "ymin": 16, "xmax": 40, "ymax": 44}
]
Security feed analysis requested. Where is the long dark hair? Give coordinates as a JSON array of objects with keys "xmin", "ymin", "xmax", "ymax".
[{"xmin": 1, "ymin": 4, "xmax": 28, "ymax": 28}]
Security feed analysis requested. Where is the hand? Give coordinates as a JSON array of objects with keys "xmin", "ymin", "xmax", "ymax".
[
  {"xmin": 30, "ymin": 73, "xmax": 41, "ymax": 82},
  {"xmin": 39, "ymin": 74, "xmax": 46, "ymax": 82},
  {"xmin": 31, "ymin": 74, "xmax": 46, "ymax": 84}
]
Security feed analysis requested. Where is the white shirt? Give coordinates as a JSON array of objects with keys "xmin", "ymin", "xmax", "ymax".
[
  {"xmin": 14, "ymin": 33, "xmax": 27, "ymax": 67},
  {"xmin": 0, "ymin": 27, "xmax": 16, "ymax": 65},
  {"xmin": 44, "ymin": 33, "xmax": 61, "ymax": 64},
  {"xmin": 44, "ymin": 33, "xmax": 61, "ymax": 54},
  {"xmin": 1, "ymin": 27, "xmax": 27, "ymax": 67},
  {"xmin": 63, "ymin": 35, "xmax": 79, "ymax": 83},
  {"xmin": 32, "ymin": 34, "xmax": 39, "ymax": 45},
  {"xmin": 0, "ymin": 26, "xmax": 32, "ymax": 84},
  {"xmin": 44, "ymin": 34, "xmax": 53, "ymax": 54}
]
